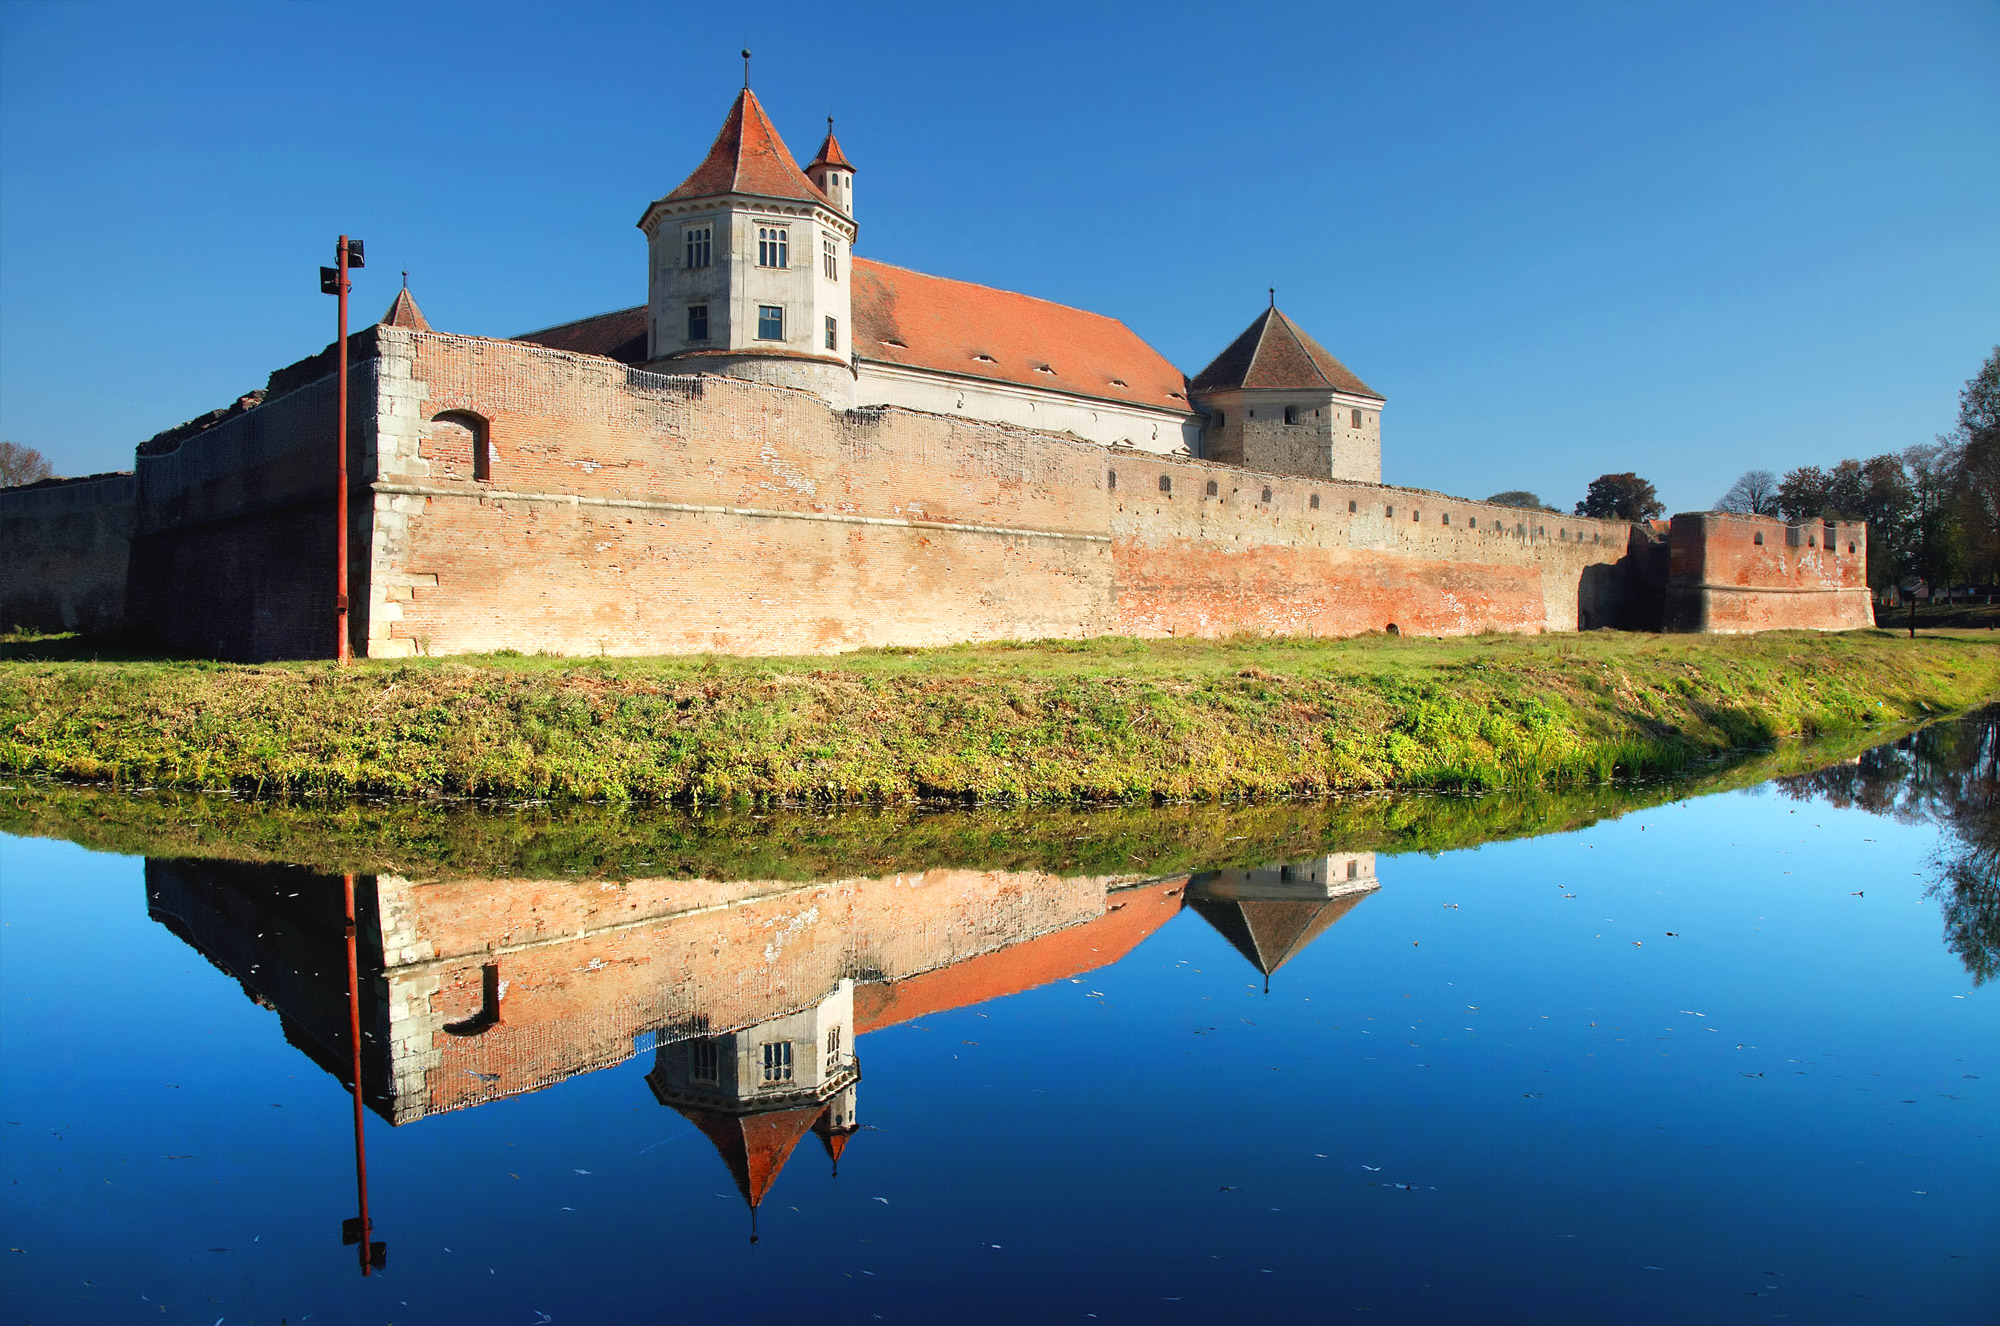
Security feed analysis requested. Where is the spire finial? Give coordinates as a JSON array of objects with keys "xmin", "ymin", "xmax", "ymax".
[
  {"xmin": 1269, "ymin": 287, "xmax": 1276, "ymax": 309},
  {"xmin": 401, "ymin": 270, "xmax": 409, "ymax": 290},
  {"xmin": 742, "ymin": 48, "xmax": 751, "ymax": 88},
  {"xmin": 828, "ymin": 113, "xmax": 835, "ymax": 135}
]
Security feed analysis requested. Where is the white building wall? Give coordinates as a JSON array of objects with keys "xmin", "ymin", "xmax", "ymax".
[{"xmin": 855, "ymin": 361, "xmax": 1202, "ymax": 456}]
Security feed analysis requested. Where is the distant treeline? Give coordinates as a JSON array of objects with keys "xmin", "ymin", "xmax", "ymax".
[{"xmin": 1716, "ymin": 347, "xmax": 2000, "ymax": 595}]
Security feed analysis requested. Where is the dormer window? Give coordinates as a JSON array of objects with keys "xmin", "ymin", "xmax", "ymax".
[
  {"xmin": 684, "ymin": 225, "xmax": 712, "ymax": 270},
  {"xmin": 1034, "ymin": 364, "xmax": 1056, "ymax": 375},
  {"xmin": 881, "ymin": 337, "xmax": 907, "ymax": 348},
  {"xmin": 757, "ymin": 226, "xmax": 789, "ymax": 268},
  {"xmin": 974, "ymin": 353, "xmax": 997, "ymax": 363},
  {"xmin": 1110, "ymin": 378, "xmax": 1128, "ymax": 387}
]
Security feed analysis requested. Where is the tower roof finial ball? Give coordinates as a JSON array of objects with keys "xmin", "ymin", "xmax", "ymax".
[{"xmin": 742, "ymin": 49, "xmax": 752, "ymax": 88}]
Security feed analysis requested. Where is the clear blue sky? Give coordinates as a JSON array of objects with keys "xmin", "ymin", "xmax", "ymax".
[{"xmin": 2, "ymin": 1, "xmax": 1994, "ymax": 512}]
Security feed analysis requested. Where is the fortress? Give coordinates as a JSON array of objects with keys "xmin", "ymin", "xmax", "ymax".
[{"xmin": 0, "ymin": 85, "xmax": 1874, "ymax": 656}]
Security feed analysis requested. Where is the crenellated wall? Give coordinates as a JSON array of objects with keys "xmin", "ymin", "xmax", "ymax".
[{"xmin": 1663, "ymin": 512, "xmax": 1874, "ymax": 633}]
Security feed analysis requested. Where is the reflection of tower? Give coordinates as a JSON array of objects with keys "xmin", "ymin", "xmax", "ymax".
[
  {"xmin": 1185, "ymin": 853, "xmax": 1378, "ymax": 984},
  {"xmin": 645, "ymin": 979, "xmax": 861, "ymax": 1237}
]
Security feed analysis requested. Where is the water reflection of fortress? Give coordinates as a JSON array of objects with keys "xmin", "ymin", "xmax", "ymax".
[{"xmin": 145, "ymin": 849, "xmax": 1377, "ymax": 1215}]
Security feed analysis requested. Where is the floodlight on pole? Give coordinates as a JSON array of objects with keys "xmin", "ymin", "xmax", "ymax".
[{"xmin": 321, "ymin": 236, "xmax": 364, "ymax": 663}]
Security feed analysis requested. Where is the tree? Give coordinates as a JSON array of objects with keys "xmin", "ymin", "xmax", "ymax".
[
  {"xmin": 1575, "ymin": 472, "xmax": 1663, "ymax": 521},
  {"xmin": 0, "ymin": 441, "xmax": 53, "ymax": 487},
  {"xmin": 1902, "ymin": 440, "xmax": 1963, "ymax": 590},
  {"xmin": 1486, "ymin": 490, "xmax": 1545, "ymax": 510},
  {"xmin": 1949, "ymin": 347, "xmax": 2000, "ymax": 583},
  {"xmin": 1715, "ymin": 469, "xmax": 1781, "ymax": 515}
]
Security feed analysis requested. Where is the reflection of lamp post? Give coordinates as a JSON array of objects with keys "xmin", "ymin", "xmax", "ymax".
[
  {"xmin": 318, "ymin": 237, "xmax": 364, "ymax": 664},
  {"xmin": 339, "ymin": 871, "xmax": 386, "ymax": 1274}
]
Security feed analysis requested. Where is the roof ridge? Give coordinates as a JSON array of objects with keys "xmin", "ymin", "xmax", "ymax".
[{"xmin": 1271, "ymin": 309, "xmax": 1334, "ymax": 390}]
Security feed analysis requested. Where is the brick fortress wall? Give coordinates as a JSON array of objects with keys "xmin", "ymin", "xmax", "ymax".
[
  {"xmin": 1663, "ymin": 512, "xmax": 1875, "ymax": 633},
  {"xmin": 0, "ymin": 472, "xmax": 134, "ymax": 633},
  {"xmin": 108, "ymin": 326, "xmax": 1872, "ymax": 659},
  {"xmin": 367, "ymin": 328, "xmax": 1657, "ymax": 658}
]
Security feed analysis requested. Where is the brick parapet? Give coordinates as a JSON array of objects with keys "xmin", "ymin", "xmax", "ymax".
[{"xmin": 1663, "ymin": 512, "xmax": 1874, "ymax": 633}]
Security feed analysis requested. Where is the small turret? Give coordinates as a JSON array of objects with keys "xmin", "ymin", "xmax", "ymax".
[{"xmin": 806, "ymin": 118, "xmax": 856, "ymax": 220}]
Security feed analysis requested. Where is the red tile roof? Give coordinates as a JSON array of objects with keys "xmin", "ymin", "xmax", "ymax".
[
  {"xmin": 852, "ymin": 879, "xmax": 1185, "ymax": 1034},
  {"xmin": 380, "ymin": 286, "xmax": 431, "ymax": 332},
  {"xmin": 808, "ymin": 127, "xmax": 854, "ymax": 173},
  {"xmin": 512, "ymin": 306, "xmax": 648, "ymax": 364},
  {"xmin": 852, "ymin": 258, "xmax": 1190, "ymax": 413},
  {"xmin": 660, "ymin": 89, "xmax": 830, "ymax": 207},
  {"xmin": 1190, "ymin": 306, "xmax": 1381, "ymax": 400}
]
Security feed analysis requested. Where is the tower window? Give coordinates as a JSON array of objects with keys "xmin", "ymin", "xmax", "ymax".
[
  {"xmin": 691, "ymin": 1040, "xmax": 719, "ymax": 1085},
  {"xmin": 1310, "ymin": 493, "xmax": 1320, "ymax": 509},
  {"xmin": 1348, "ymin": 500, "xmax": 1357, "ymax": 513},
  {"xmin": 1385, "ymin": 505, "xmax": 1394, "ymax": 518},
  {"xmin": 1347, "ymin": 859, "xmax": 1358, "ymax": 879},
  {"xmin": 1213, "ymin": 411, "xmax": 1224, "ymax": 428},
  {"xmin": 1205, "ymin": 479, "xmax": 1218, "ymax": 497},
  {"xmin": 823, "ymin": 235, "xmax": 838, "ymax": 281},
  {"xmin": 757, "ymin": 305, "xmax": 784, "ymax": 341},
  {"xmin": 1284, "ymin": 405, "xmax": 1300, "ymax": 425},
  {"xmin": 687, "ymin": 304, "xmax": 708, "ymax": 341},
  {"xmin": 1158, "ymin": 474, "xmax": 1172, "ymax": 494},
  {"xmin": 826, "ymin": 1027, "xmax": 842, "ymax": 1074},
  {"xmin": 1262, "ymin": 486, "xmax": 1273, "ymax": 503},
  {"xmin": 757, "ymin": 226, "xmax": 789, "ymax": 268},
  {"xmin": 1351, "ymin": 408, "xmax": 1363, "ymax": 427},
  {"xmin": 684, "ymin": 225, "xmax": 711, "ymax": 270},
  {"xmin": 1107, "ymin": 469, "xmax": 1117, "ymax": 490},
  {"xmin": 761, "ymin": 1041, "xmax": 794, "ymax": 1085},
  {"xmin": 825, "ymin": 316, "xmax": 838, "ymax": 351}
]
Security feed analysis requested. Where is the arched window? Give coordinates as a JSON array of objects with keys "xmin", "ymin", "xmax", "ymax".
[{"xmin": 429, "ymin": 410, "xmax": 492, "ymax": 482}]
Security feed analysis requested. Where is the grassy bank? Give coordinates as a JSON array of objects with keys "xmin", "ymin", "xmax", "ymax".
[
  {"xmin": 0, "ymin": 716, "xmax": 1926, "ymax": 882},
  {"xmin": 2, "ymin": 630, "xmax": 1996, "ymax": 804}
]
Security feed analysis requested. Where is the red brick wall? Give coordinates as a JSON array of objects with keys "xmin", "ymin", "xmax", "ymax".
[
  {"xmin": 1663, "ymin": 513, "xmax": 1874, "ymax": 633},
  {"xmin": 366, "ymin": 330, "xmax": 1659, "ymax": 656}
]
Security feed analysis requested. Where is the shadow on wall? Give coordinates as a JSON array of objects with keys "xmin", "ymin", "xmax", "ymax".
[{"xmin": 1583, "ymin": 530, "xmax": 1670, "ymax": 631}]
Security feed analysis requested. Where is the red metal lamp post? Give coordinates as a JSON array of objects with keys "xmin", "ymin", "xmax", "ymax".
[{"xmin": 319, "ymin": 237, "xmax": 365, "ymax": 664}]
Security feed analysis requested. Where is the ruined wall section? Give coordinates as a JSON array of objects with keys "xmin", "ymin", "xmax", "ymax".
[
  {"xmin": 0, "ymin": 472, "xmax": 134, "ymax": 633},
  {"xmin": 1107, "ymin": 461, "xmax": 1637, "ymax": 638},
  {"xmin": 371, "ymin": 328, "xmax": 1116, "ymax": 656},
  {"xmin": 127, "ymin": 367, "xmax": 378, "ymax": 659},
  {"xmin": 1663, "ymin": 512, "xmax": 1874, "ymax": 633}
]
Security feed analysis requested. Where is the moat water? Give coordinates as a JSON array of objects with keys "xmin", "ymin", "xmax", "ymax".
[{"xmin": 2, "ymin": 717, "xmax": 1996, "ymax": 1324}]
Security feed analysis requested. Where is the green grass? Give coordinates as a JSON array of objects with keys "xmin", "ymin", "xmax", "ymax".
[
  {"xmin": 0, "ymin": 718, "xmax": 1929, "ymax": 883},
  {"xmin": 3, "ymin": 629, "xmax": 1996, "ymax": 804}
]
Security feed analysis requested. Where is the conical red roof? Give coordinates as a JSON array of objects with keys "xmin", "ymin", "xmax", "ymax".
[
  {"xmin": 380, "ymin": 286, "xmax": 431, "ymax": 332},
  {"xmin": 674, "ymin": 1103, "xmax": 826, "ymax": 1208},
  {"xmin": 663, "ymin": 89, "xmax": 828, "ymax": 206},
  {"xmin": 808, "ymin": 128, "xmax": 855, "ymax": 173}
]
